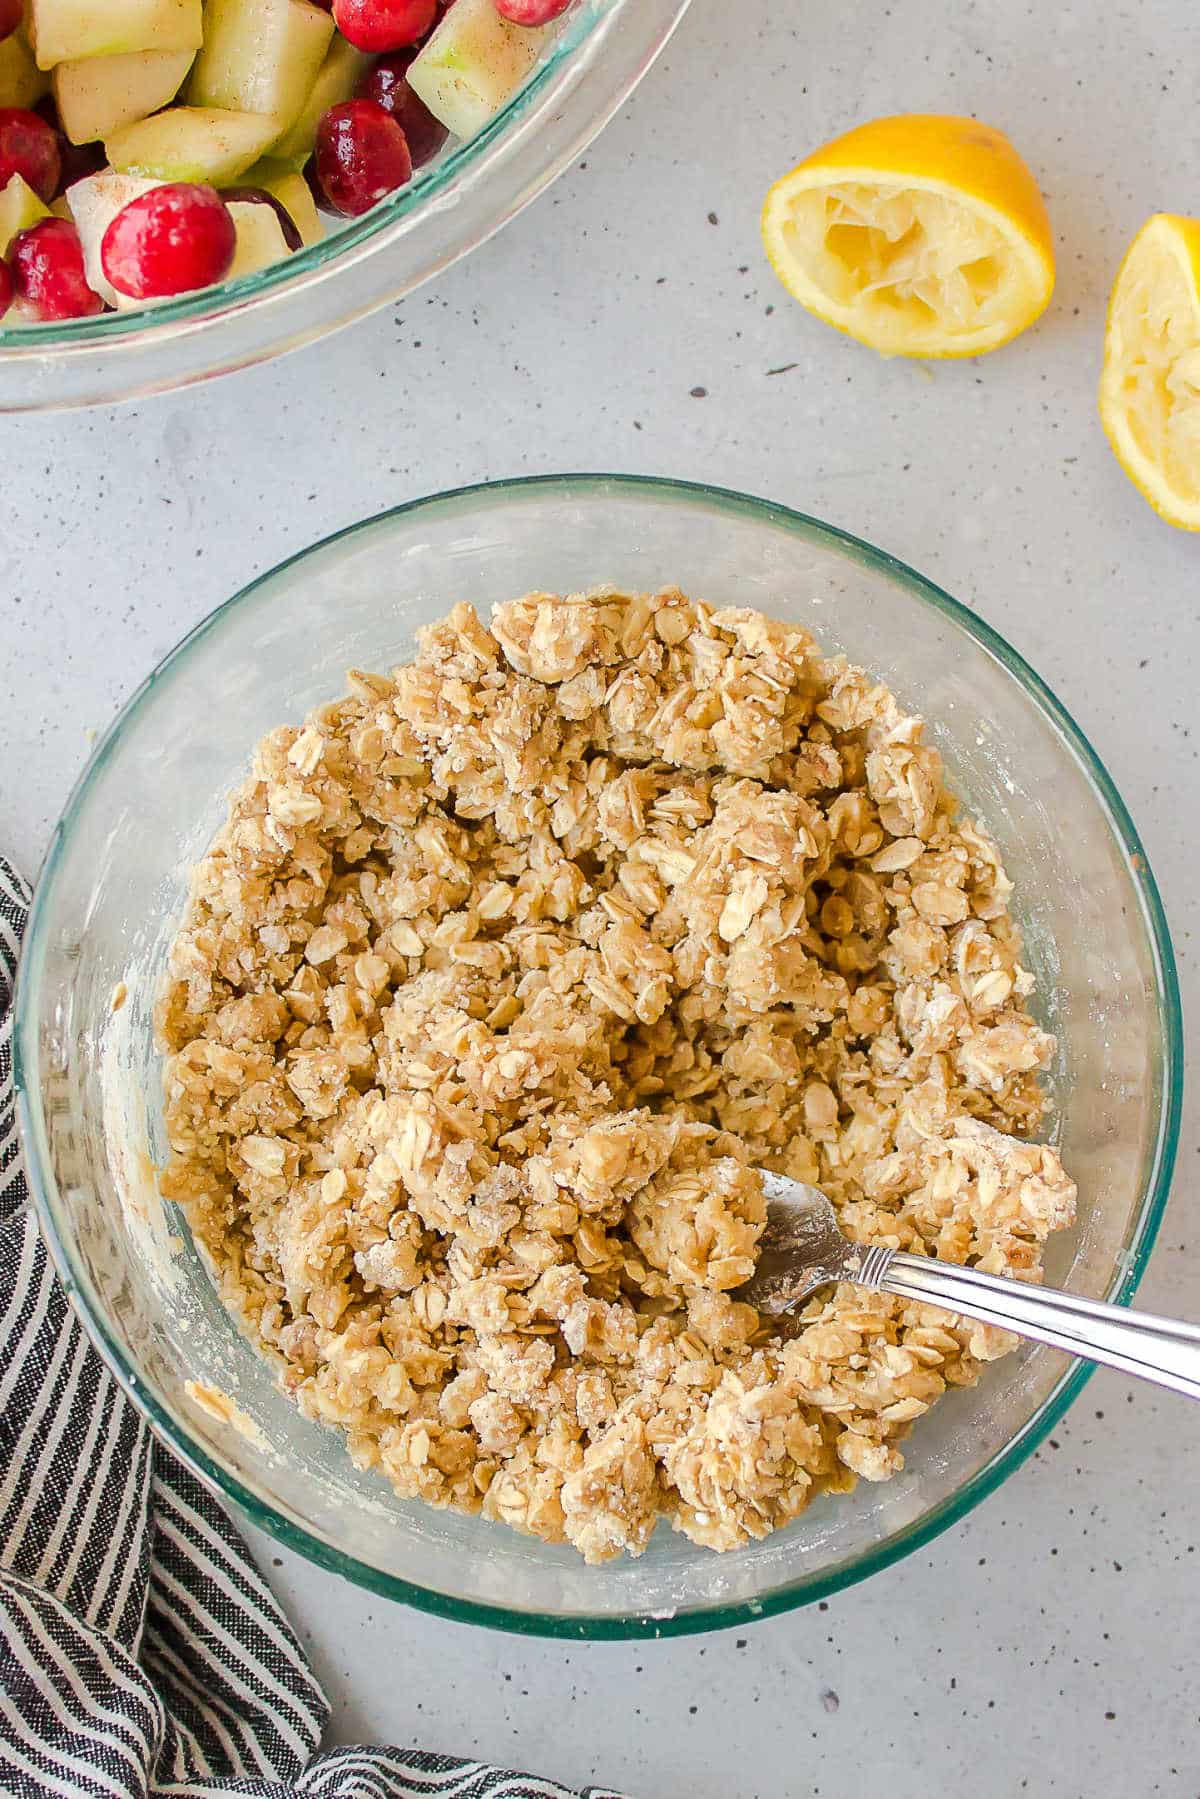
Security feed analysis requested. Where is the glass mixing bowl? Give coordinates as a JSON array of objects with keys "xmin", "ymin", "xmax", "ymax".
[
  {"xmin": 15, "ymin": 475, "xmax": 1182, "ymax": 1638},
  {"xmin": 0, "ymin": 0, "xmax": 690, "ymax": 413}
]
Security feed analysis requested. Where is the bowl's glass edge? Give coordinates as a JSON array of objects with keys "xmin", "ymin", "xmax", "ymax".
[{"xmin": 15, "ymin": 472, "xmax": 1184, "ymax": 1640}]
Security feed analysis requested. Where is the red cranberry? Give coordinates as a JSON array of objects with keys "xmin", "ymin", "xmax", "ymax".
[
  {"xmin": 333, "ymin": 0, "xmax": 437, "ymax": 52},
  {"xmin": 0, "ymin": 108, "xmax": 62, "ymax": 203},
  {"xmin": 101, "ymin": 182, "xmax": 236, "ymax": 298},
  {"xmin": 356, "ymin": 52, "xmax": 447, "ymax": 168},
  {"xmin": 10, "ymin": 219, "xmax": 103, "ymax": 319},
  {"xmin": 314, "ymin": 99, "xmax": 412, "ymax": 216},
  {"xmin": 222, "ymin": 185, "xmax": 303, "ymax": 252},
  {"xmin": 0, "ymin": 0, "xmax": 23, "ymax": 41},
  {"xmin": 494, "ymin": 0, "xmax": 571, "ymax": 20},
  {"xmin": 0, "ymin": 256, "xmax": 13, "ymax": 320}
]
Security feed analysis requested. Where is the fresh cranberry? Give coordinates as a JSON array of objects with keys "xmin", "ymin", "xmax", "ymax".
[
  {"xmin": 0, "ymin": 0, "xmax": 23, "ymax": 41},
  {"xmin": 494, "ymin": 0, "xmax": 571, "ymax": 20},
  {"xmin": 356, "ymin": 53, "xmax": 447, "ymax": 168},
  {"xmin": 333, "ymin": 0, "xmax": 437, "ymax": 52},
  {"xmin": 314, "ymin": 99, "xmax": 412, "ymax": 216},
  {"xmin": 0, "ymin": 256, "xmax": 13, "ymax": 320},
  {"xmin": 222, "ymin": 185, "xmax": 303, "ymax": 252},
  {"xmin": 10, "ymin": 219, "xmax": 103, "ymax": 319},
  {"xmin": 101, "ymin": 182, "xmax": 236, "ymax": 298},
  {"xmin": 0, "ymin": 108, "xmax": 62, "ymax": 203}
]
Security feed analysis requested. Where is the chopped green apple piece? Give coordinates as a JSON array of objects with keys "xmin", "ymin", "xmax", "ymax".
[
  {"xmin": 53, "ymin": 47, "xmax": 194, "ymax": 144},
  {"xmin": 225, "ymin": 197, "xmax": 292, "ymax": 279},
  {"xmin": 29, "ymin": 0, "xmax": 202, "ymax": 72},
  {"xmin": 241, "ymin": 158, "xmax": 321, "ymax": 244},
  {"xmin": 105, "ymin": 106, "xmax": 282, "ymax": 184},
  {"xmin": 188, "ymin": 0, "xmax": 332, "ymax": 131},
  {"xmin": 268, "ymin": 168, "xmax": 319, "ymax": 245},
  {"xmin": 407, "ymin": 0, "xmax": 550, "ymax": 142},
  {"xmin": 2, "ymin": 294, "xmax": 43, "ymax": 326},
  {"xmin": 67, "ymin": 168, "xmax": 160, "ymax": 306},
  {"xmin": 269, "ymin": 33, "xmax": 366, "ymax": 168},
  {"xmin": 0, "ymin": 172, "xmax": 51, "ymax": 256},
  {"xmin": 0, "ymin": 30, "xmax": 49, "ymax": 108}
]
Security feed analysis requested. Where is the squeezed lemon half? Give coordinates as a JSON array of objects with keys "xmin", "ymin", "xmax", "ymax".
[
  {"xmin": 762, "ymin": 114, "xmax": 1055, "ymax": 358},
  {"xmin": 1099, "ymin": 213, "xmax": 1200, "ymax": 531}
]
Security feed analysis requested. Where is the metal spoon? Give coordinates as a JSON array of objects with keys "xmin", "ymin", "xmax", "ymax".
[{"xmin": 738, "ymin": 1173, "xmax": 1200, "ymax": 1401}]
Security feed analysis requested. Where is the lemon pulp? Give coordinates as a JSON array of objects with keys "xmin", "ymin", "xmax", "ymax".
[{"xmin": 762, "ymin": 115, "xmax": 1055, "ymax": 359}]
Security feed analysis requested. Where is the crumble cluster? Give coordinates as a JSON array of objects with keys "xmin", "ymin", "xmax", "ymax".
[{"xmin": 158, "ymin": 587, "xmax": 1075, "ymax": 1562}]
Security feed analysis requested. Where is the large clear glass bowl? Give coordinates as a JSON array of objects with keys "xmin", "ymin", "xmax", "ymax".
[
  {"xmin": 0, "ymin": 0, "xmax": 690, "ymax": 413},
  {"xmin": 15, "ymin": 475, "xmax": 1182, "ymax": 1638}
]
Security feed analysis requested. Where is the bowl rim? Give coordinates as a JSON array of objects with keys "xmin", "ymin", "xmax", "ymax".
[
  {"xmin": 15, "ymin": 472, "xmax": 1184, "ymax": 1639},
  {"xmin": 0, "ymin": 0, "xmax": 692, "ymax": 409}
]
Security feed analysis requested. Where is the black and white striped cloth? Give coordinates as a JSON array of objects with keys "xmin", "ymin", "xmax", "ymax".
[{"xmin": 0, "ymin": 854, "xmax": 627, "ymax": 1799}]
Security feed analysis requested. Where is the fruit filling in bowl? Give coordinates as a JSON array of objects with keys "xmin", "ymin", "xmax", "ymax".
[{"xmin": 0, "ymin": 0, "xmax": 571, "ymax": 322}]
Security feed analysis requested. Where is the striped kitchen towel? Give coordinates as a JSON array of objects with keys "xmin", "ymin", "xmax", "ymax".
[{"xmin": 0, "ymin": 853, "xmax": 627, "ymax": 1799}]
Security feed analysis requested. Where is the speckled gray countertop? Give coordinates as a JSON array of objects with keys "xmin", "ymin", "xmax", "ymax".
[{"xmin": 3, "ymin": 0, "xmax": 1199, "ymax": 1793}]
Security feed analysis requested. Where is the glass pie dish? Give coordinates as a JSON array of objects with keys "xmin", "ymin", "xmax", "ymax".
[{"xmin": 15, "ymin": 474, "xmax": 1182, "ymax": 1636}]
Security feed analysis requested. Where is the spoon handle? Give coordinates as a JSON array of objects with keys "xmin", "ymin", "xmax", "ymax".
[{"xmin": 875, "ymin": 1252, "xmax": 1200, "ymax": 1402}]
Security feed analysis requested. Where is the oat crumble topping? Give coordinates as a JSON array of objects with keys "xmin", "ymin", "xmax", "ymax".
[{"xmin": 158, "ymin": 587, "xmax": 1076, "ymax": 1561}]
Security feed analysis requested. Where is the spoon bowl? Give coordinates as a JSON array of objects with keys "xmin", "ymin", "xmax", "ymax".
[{"xmin": 740, "ymin": 1172, "xmax": 1200, "ymax": 1402}]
